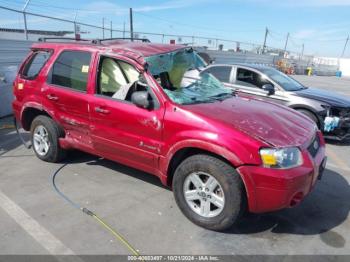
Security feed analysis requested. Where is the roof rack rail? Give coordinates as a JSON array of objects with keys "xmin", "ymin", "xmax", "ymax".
[
  {"xmin": 92, "ymin": 38, "xmax": 151, "ymax": 44},
  {"xmin": 38, "ymin": 37, "xmax": 91, "ymax": 42}
]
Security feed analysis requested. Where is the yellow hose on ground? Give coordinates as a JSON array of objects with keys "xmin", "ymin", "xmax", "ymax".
[
  {"xmin": 0, "ymin": 124, "xmax": 15, "ymax": 130},
  {"xmin": 92, "ymin": 214, "xmax": 141, "ymax": 257}
]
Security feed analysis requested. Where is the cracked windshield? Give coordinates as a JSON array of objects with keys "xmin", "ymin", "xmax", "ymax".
[{"xmin": 145, "ymin": 49, "xmax": 233, "ymax": 104}]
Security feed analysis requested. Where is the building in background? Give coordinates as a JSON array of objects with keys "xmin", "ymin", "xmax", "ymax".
[{"xmin": 0, "ymin": 28, "xmax": 74, "ymax": 41}]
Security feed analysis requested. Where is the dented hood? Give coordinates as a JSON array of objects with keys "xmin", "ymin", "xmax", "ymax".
[{"xmin": 185, "ymin": 96, "xmax": 316, "ymax": 147}]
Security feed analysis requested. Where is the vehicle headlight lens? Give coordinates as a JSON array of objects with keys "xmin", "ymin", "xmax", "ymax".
[{"xmin": 259, "ymin": 147, "xmax": 303, "ymax": 169}]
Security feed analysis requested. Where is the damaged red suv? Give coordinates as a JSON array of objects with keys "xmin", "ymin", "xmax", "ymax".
[{"xmin": 13, "ymin": 39, "xmax": 327, "ymax": 230}]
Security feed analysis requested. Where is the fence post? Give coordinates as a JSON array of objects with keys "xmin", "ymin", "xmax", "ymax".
[
  {"xmin": 73, "ymin": 11, "xmax": 77, "ymax": 40},
  {"xmin": 23, "ymin": 12, "xmax": 28, "ymax": 40},
  {"xmin": 110, "ymin": 21, "xmax": 112, "ymax": 38},
  {"xmin": 102, "ymin": 18, "xmax": 105, "ymax": 39}
]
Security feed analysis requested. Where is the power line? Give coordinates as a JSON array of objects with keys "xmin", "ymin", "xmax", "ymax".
[
  {"xmin": 134, "ymin": 11, "xmax": 264, "ymax": 35},
  {"xmin": 341, "ymin": 36, "xmax": 349, "ymax": 57},
  {"xmin": 289, "ymin": 35, "xmax": 348, "ymax": 43}
]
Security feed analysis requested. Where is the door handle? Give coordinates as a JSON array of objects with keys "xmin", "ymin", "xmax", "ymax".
[
  {"xmin": 95, "ymin": 106, "xmax": 110, "ymax": 114},
  {"xmin": 47, "ymin": 94, "xmax": 59, "ymax": 101}
]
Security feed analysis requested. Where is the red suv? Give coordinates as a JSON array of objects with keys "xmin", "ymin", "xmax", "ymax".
[{"xmin": 13, "ymin": 39, "xmax": 326, "ymax": 231}]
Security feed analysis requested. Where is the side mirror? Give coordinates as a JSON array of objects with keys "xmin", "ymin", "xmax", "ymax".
[
  {"xmin": 131, "ymin": 91, "xmax": 151, "ymax": 109},
  {"xmin": 262, "ymin": 84, "xmax": 275, "ymax": 95}
]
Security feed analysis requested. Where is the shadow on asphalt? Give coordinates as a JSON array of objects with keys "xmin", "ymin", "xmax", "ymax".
[
  {"xmin": 67, "ymin": 150, "xmax": 168, "ymax": 190},
  {"xmin": 325, "ymin": 138, "xmax": 350, "ymax": 146},
  {"xmin": 0, "ymin": 128, "xmax": 31, "ymax": 156},
  {"xmin": 229, "ymin": 168, "xmax": 350, "ymax": 246},
  {"xmin": 4, "ymin": 136, "xmax": 348, "ymax": 247},
  {"xmin": 66, "ymin": 151, "xmax": 350, "ymax": 244}
]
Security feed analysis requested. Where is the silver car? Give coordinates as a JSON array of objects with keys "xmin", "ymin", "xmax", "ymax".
[{"xmin": 184, "ymin": 63, "xmax": 350, "ymax": 141}]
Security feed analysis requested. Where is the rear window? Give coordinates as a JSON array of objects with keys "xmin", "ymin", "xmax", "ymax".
[
  {"xmin": 205, "ymin": 66, "xmax": 232, "ymax": 83},
  {"xmin": 22, "ymin": 50, "xmax": 51, "ymax": 79},
  {"xmin": 48, "ymin": 51, "xmax": 91, "ymax": 92}
]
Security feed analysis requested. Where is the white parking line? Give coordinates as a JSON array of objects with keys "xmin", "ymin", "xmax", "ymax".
[{"xmin": 0, "ymin": 189, "xmax": 75, "ymax": 255}]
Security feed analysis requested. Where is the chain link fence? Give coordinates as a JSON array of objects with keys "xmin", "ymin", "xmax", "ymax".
[
  {"xmin": 0, "ymin": 5, "xmax": 339, "ymax": 75},
  {"xmin": 0, "ymin": 5, "xmax": 283, "ymax": 53}
]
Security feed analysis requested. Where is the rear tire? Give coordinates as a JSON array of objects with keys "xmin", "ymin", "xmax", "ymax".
[
  {"xmin": 30, "ymin": 115, "xmax": 66, "ymax": 163},
  {"xmin": 172, "ymin": 154, "xmax": 245, "ymax": 231}
]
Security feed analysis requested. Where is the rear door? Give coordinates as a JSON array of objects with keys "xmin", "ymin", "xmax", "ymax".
[
  {"xmin": 89, "ymin": 55, "xmax": 164, "ymax": 174},
  {"xmin": 201, "ymin": 65, "xmax": 234, "ymax": 86},
  {"xmin": 42, "ymin": 50, "xmax": 94, "ymax": 149}
]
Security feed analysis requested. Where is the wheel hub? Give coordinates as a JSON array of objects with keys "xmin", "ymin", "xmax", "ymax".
[
  {"xmin": 33, "ymin": 125, "xmax": 50, "ymax": 156},
  {"xmin": 183, "ymin": 172, "xmax": 225, "ymax": 218}
]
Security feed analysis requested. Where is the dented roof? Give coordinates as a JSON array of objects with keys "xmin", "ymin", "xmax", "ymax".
[{"xmin": 31, "ymin": 40, "xmax": 185, "ymax": 57}]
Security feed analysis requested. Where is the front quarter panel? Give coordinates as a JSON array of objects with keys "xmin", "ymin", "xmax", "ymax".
[
  {"xmin": 159, "ymin": 103, "xmax": 264, "ymax": 180},
  {"xmin": 285, "ymin": 91, "xmax": 328, "ymax": 127}
]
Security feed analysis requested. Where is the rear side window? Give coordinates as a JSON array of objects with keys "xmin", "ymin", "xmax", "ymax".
[
  {"xmin": 22, "ymin": 51, "xmax": 51, "ymax": 79},
  {"xmin": 48, "ymin": 51, "xmax": 91, "ymax": 92},
  {"xmin": 205, "ymin": 66, "xmax": 232, "ymax": 83}
]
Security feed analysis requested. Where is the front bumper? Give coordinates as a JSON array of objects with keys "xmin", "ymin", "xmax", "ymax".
[{"xmin": 237, "ymin": 135, "xmax": 326, "ymax": 213}]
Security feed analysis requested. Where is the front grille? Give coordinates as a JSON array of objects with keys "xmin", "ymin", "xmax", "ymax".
[{"xmin": 307, "ymin": 134, "xmax": 320, "ymax": 158}]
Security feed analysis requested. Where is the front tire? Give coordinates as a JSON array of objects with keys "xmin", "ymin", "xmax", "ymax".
[
  {"xmin": 30, "ymin": 115, "xmax": 66, "ymax": 163},
  {"xmin": 172, "ymin": 154, "xmax": 245, "ymax": 231},
  {"xmin": 297, "ymin": 109, "xmax": 320, "ymax": 128}
]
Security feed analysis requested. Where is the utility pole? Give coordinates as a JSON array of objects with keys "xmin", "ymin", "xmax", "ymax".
[
  {"xmin": 301, "ymin": 43, "xmax": 304, "ymax": 60},
  {"xmin": 262, "ymin": 27, "xmax": 268, "ymax": 54},
  {"xmin": 73, "ymin": 11, "xmax": 78, "ymax": 40},
  {"xmin": 110, "ymin": 21, "xmax": 113, "ymax": 38},
  {"xmin": 129, "ymin": 8, "xmax": 134, "ymax": 41},
  {"xmin": 22, "ymin": 0, "xmax": 31, "ymax": 40},
  {"xmin": 284, "ymin": 32, "xmax": 289, "ymax": 54},
  {"xmin": 102, "ymin": 17, "xmax": 105, "ymax": 39},
  {"xmin": 123, "ymin": 22, "xmax": 126, "ymax": 38},
  {"xmin": 341, "ymin": 35, "xmax": 349, "ymax": 58}
]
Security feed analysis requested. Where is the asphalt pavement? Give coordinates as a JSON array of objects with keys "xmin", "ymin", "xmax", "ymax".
[{"xmin": 0, "ymin": 75, "xmax": 349, "ymax": 256}]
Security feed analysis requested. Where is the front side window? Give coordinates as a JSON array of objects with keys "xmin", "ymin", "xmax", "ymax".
[
  {"xmin": 22, "ymin": 50, "xmax": 51, "ymax": 79},
  {"xmin": 260, "ymin": 68, "xmax": 305, "ymax": 91},
  {"xmin": 235, "ymin": 68, "xmax": 273, "ymax": 89},
  {"xmin": 49, "ymin": 51, "xmax": 91, "ymax": 92},
  {"xmin": 145, "ymin": 49, "xmax": 233, "ymax": 105},
  {"xmin": 97, "ymin": 57, "xmax": 148, "ymax": 101}
]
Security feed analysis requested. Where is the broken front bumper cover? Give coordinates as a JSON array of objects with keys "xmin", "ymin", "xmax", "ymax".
[
  {"xmin": 323, "ymin": 116, "xmax": 350, "ymax": 141},
  {"xmin": 322, "ymin": 106, "xmax": 350, "ymax": 141}
]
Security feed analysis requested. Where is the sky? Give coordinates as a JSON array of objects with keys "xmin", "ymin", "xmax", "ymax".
[{"xmin": 0, "ymin": 0, "xmax": 350, "ymax": 57}]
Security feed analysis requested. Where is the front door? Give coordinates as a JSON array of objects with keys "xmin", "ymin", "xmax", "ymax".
[
  {"xmin": 89, "ymin": 56, "xmax": 164, "ymax": 174},
  {"xmin": 233, "ymin": 67, "xmax": 288, "ymax": 105}
]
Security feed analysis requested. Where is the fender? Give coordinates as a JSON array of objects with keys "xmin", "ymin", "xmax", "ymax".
[
  {"xmin": 20, "ymin": 100, "xmax": 57, "ymax": 130},
  {"xmin": 289, "ymin": 103, "xmax": 323, "ymax": 115},
  {"xmin": 158, "ymin": 139, "xmax": 244, "ymax": 185},
  {"xmin": 289, "ymin": 104, "xmax": 325, "ymax": 129}
]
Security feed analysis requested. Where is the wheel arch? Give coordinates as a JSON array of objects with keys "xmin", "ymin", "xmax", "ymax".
[
  {"xmin": 290, "ymin": 105, "xmax": 322, "ymax": 128},
  {"xmin": 166, "ymin": 147, "xmax": 232, "ymax": 187},
  {"xmin": 20, "ymin": 106, "xmax": 52, "ymax": 131}
]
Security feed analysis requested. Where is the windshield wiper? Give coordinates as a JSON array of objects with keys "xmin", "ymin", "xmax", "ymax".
[{"xmin": 209, "ymin": 92, "xmax": 234, "ymax": 101}]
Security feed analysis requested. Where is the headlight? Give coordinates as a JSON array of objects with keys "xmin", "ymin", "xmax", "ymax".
[{"xmin": 259, "ymin": 147, "xmax": 303, "ymax": 169}]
